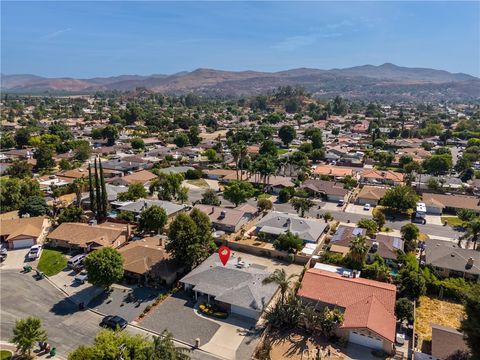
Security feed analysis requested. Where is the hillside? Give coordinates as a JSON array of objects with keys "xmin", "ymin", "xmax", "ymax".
[{"xmin": 1, "ymin": 63, "xmax": 478, "ymax": 101}]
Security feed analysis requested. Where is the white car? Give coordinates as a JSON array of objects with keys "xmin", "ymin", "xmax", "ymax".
[
  {"xmin": 74, "ymin": 270, "xmax": 88, "ymax": 284},
  {"xmin": 27, "ymin": 245, "xmax": 42, "ymax": 260},
  {"xmin": 363, "ymin": 204, "xmax": 371, "ymax": 211},
  {"xmin": 396, "ymin": 333, "xmax": 406, "ymax": 345}
]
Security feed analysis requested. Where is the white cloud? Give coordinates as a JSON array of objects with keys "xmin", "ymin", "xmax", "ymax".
[{"xmin": 41, "ymin": 28, "xmax": 72, "ymax": 40}]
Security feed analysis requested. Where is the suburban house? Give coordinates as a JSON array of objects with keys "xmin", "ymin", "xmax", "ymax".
[
  {"xmin": 329, "ymin": 226, "xmax": 368, "ymax": 256},
  {"xmin": 359, "ymin": 169, "xmax": 404, "ymax": 186},
  {"xmin": 180, "ymin": 253, "xmax": 278, "ymax": 320},
  {"xmin": 255, "ymin": 211, "xmax": 328, "ymax": 244},
  {"xmin": 0, "ymin": 216, "xmax": 50, "ymax": 249},
  {"xmin": 108, "ymin": 169, "xmax": 157, "ymax": 187},
  {"xmin": 298, "ymin": 268, "xmax": 396, "ymax": 353},
  {"xmin": 412, "ymin": 175, "xmax": 465, "ymax": 192},
  {"xmin": 431, "ymin": 324, "xmax": 469, "ymax": 360},
  {"xmin": 300, "ymin": 179, "xmax": 350, "ymax": 202},
  {"xmin": 48, "ymin": 222, "xmax": 130, "ymax": 251},
  {"xmin": 118, "ymin": 236, "xmax": 183, "ymax": 286},
  {"xmin": 423, "ymin": 238, "xmax": 480, "ymax": 281},
  {"xmin": 369, "ymin": 234, "xmax": 404, "ymax": 265},
  {"xmin": 194, "ymin": 204, "xmax": 254, "ymax": 233},
  {"xmin": 262, "ymin": 176, "xmax": 295, "ymax": 194},
  {"xmin": 313, "ymin": 165, "xmax": 355, "ymax": 179},
  {"xmin": 101, "ymin": 159, "xmax": 148, "ymax": 174},
  {"xmin": 421, "ymin": 193, "xmax": 480, "ymax": 215},
  {"xmin": 117, "ymin": 199, "xmax": 186, "ymax": 218},
  {"xmin": 356, "ymin": 186, "xmax": 388, "ymax": 206}
]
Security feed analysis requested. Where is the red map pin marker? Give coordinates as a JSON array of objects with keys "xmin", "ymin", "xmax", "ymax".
[{"xmin": 218, "ymin": 246, "xmax": 231, "ymax": 266}]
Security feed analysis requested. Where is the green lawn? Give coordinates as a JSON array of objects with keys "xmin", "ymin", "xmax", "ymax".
[
  {"xmin": 277, "ymin": 149, "xmax": 289, "ymax": 155},
  {"xmin": 0, "ymin": 350, "xmax": 12, "ymax": 360},
  {"xmin": 186, "ymin": 179, "xmax": 209, "ymax": 188},
  {"xmin": 257, "ymin": 193, "xmax": 272, "ymax": 199},
  {"xmin": 37, "ymin": 249, "xmax": 68, "ymax": 276},
  {"xmin": 441, "ymin": 216, "xmax": 464, "ymax": 227}
]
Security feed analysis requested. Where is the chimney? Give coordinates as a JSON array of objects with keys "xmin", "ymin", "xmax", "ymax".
[
  {"xmin": 158, "ymin": 237, "xmax": 164, "ymax": 247},
  {"xmin": 126, "ymin": 223, "xmax": 132, "ymax": 239}
]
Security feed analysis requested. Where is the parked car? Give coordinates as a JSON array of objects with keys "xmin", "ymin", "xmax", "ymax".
[
  {"xmin": 337, "ymin": 200, "xmax": 345, "ymax": 207},
  {"xmin": 363, "ymin": 204, "xmax": 371, "ymax": 211},
  {"xmin": 74, "ymin": 270, "xmax": 88, "ymax": 284},
  {"xmin": 27, "ymin": 245, "xmax": 42, "ymax": 261},
  {"xmin": 67, "ymin": 254, "xmax": 86, "ymax": 269},
  {"xmin": 396, "ymin": 333, "xmax": 406, "ymax": 345},
  {"xmin": 100, "ymin": 315, "xmax": 128, "ymax": 330}
]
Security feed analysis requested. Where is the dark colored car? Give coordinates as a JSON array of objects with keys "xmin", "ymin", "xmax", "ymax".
[{"xmin": 100, "ymin": 315, "xmax": 128, "ymax": 330}]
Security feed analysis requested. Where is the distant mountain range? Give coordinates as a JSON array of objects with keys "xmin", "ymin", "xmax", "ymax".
[{"xmin": 2, "ymin": 63, "xmax": 479, "ymax": 101}]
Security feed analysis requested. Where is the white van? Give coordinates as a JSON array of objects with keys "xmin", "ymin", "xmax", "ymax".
[{"xmin": 67, "ymin": 254, "xmax": 86, "ymax": 269}]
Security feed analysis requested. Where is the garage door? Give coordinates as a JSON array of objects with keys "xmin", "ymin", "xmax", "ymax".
[
  {"xmin": 349, "ymin": 331, "xmax": 383, "ymax": 350},
  {"xmin": 231, "ymin": 305, "xmax": 259, "ymax": 320},
  {"xmin": 12, "ymin": 238, "xmax": 34, "ymax": 249}
]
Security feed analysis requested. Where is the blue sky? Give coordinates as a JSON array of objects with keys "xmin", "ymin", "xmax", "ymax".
[{"xmin": 2, "ymin": 1, "xmax": 479, "ymax": 77}]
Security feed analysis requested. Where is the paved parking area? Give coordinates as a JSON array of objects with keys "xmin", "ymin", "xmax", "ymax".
[
  {"xmin": 425, "ymin": 215, "xmax": 443, "ymax": 226},
  {"xmin": 140, "ymin": 291, "xmax": 220, "ymax": 346},
  {"xmin": 321, "ymin": 201, "xmax": 344, "ymax": 211},
  {"xmin": 89, "ymin": 286, "xmax": 164, "ymax": 321},
  {"xmin": 345, "ymin": 203, "xmax": 374, "ymax": 216}
]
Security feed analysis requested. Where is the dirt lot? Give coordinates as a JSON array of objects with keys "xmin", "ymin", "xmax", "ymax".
[{"xmin": 415, "ymin": 296, "xmax": 465, "ymax": 351}]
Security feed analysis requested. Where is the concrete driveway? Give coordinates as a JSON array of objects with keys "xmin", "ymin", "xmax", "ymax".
[
  {"xmin": 0, "ymin": 248, "xmax": 33, "ymax": 270},
  {"xmin": 321, "ymin": 201, "xmax": 344, "ymax": 212},
  {"xmin": 345, "ymin": 204, "xmax": 374, "ymax": 216},
  {"xmin": 49, "ymin": 268, "xmax": 104, "ymax": 305}
]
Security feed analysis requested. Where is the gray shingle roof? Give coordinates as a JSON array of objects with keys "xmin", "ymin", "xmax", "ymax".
[
  {"xmin": 118, "ymin": 199, "xmax": 186, "ymax": 216},
  {"xmin": 425, "ymin": 238, "xmax": 480, "ymax": 275},
  {"xmin": 256, "ymin": 212, "xmax": 328, "ymax": 243},
  {"xmin": 180, "ymin": 254, "xmax": 278, "ymax": 311}
]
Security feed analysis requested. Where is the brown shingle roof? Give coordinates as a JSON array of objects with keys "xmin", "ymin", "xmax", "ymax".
[
  {"xmin": 431, "ymin": 324, "xmax": 469, "ymax": 359},
  {"xmin": 360, "ymin": 169, "xmax": 404, "ymax": 182},
  {"xmin": 194, "ymin": 204, "xmax": 247, "ymax": 227},
  {"xmin": 298, "ymin": 268, "xmax": 396, "ymax": 342},
  {"xmin": 422, "ymin": 193, "xmax": 480, "ymax": 211},
  {"xmin": 48, "ymin": 222, "xmax": 127, "ymax": 248},
  {"xmin": 357, "ymin": 186, "xmax": 388, "ymax": 201},
  {"xmin": 0, "ymin": 216, "xmax": 47, "ymax": 240}
]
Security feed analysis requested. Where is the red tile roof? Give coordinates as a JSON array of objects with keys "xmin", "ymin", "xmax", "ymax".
[{"xmin": 298, "ymin": 268, "xmax": 397, "ymax": 342}]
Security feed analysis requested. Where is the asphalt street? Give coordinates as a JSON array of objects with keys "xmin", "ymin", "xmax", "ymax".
[{"xmin": 0, "ymin": 270, "xmax": 225, "ymax": 360}]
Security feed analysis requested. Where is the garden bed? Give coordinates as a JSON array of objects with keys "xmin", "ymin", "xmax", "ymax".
[{"xmin": 199, "ymin": 303, "xmax": 228, "ymax": 319}]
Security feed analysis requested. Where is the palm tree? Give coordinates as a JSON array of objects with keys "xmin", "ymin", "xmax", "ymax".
[
  {"xmin": 72, "ymin": 177, "xmax": 87, "ymax": 207},
  {"xmin": 238, "ymin": 142, "xmax": 248, "ymax": 181},
  {"xmin": 349, "ymin": 235, "xmax": 369, "ymax": 264},
  {"xmin": 291, "ymin": 197, "xmax": 314, "ymax": 217},
  {"xmin": 231, "ymin": 144, "xmax": 240, "ymax": 180},
  {"xmin": 144, "ymin": 330, "xmax": 190, "ymax": 360},
  {"xmin": 262, "ymin": 269, "xmax": 298, "ymax": 304},
  {"xmin": 459, "ymin": 219, "xmax": 480, "ymax": 250},
  {"xmin": 11, "ymin": 316, "xmax": 47, "ymax": 358}
]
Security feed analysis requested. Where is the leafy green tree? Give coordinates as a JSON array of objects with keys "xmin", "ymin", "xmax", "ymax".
[
  {"xmin": 309, "ymin": 148, "xmax": 325, "ymax": 163},
  {"xmin": 422, "ymin": 154, "xmax": 452, "ymax": 175},
  {"xmin": 174, "ymin": 133, "xmax": 189, "ymax": 148},
  {"xmin": 5, "ymin": 160, "xmax": 33, "ymax": 179},
  {"xmin": 372, "ymin": 210, "xmax": 386, "ymax": 230},
  {"xmin": 57, "ymin": 205, "xmax": 83, "ymax": 224},
  {"xmin": 348, "ymin": 235, "xmax": 369, "ymax": 265},
  {"xmin": 203, "ymin": 148, "xmax": 218, "ymax": 162},
  {"xmin": 290, "ymin": 197, "xmax": 314, "ymax": 217},
  {"xmin": 84, "ymin": 248, "xmax": 124, "ymax": 289},
  {"xmin": 380, "ymin": 185, "xmax": 419, "ymax": 213},
  {"xmin": 259, "ymin": 139, "xmax": 278, "ymax": 157},
  {"xmin": 200, "ymin": 189, "xmax": 221, "ymax": 206},
  {"xmin": 145, "ymin": 331, "xmax": 191, "ymax": 360},
  {"xmin": 278, "ymin": 187, "xmax": 294, "ymax": 203},
  {"xmin": 166, "ymin": 209, "xmax": 216, "ymax": 269},
  {"xmin": 457, "ymin": 209, "xmax": 476, "ymax": 222},
  {"xmin": 223, "ymin": 180, "xmax": 254, "ymax": 207},
  {"xmin": 459, "ymin": 219, "xmax": 480, "ymax": 249},
  {"xmin": 323, "ymin": 212, "xmax": 333, "ymax": 222},
  {"xmin": 461, "ymin": 285, "xmax": 480, "ymax": 359},
  {"xmin": 188, "ymin": 125, "xmax": 201, "ymax": 146},
  {"xmin": 1, "ymin": 133, "xmax": 17, "ymax": 149},
  {"xmin": 118, "ymin": 183, "xmax": 147, "ymax": 201},
  {"xmin": 264, "ymin": 296, "xmax": 302, "ymax": 329},
  {"xmin": 102, "ymin": 125, "xmax": 119, "ymax": 146},
  {"xmin": 395, "ymin": 298, "xmax": 414, "ymax": 323},
  {"xmin": 399, "ymin": 269, "xmax": 426, "ymax": 300},
  {"xmin": 34, "ymin": 143, "xmax": 55, "ymax": 170},
  {"xmin": 257, "ymin": 198, "xmax": 273, "ymax": 212},
  {"xmin": 150, "ymin": 173, "xmax": 184, "ymax": 201},
  {"xmin": 362, "ymin": 255, "xmax": 390, "ymax": 282},
  {"xmin": 14, "ymin": 128, "xmax": 31, "ymax": 148},
  {"xmin": 262, "ymin": 269, "xmax": 297, "ymax": 304},
  {"xmin": 177, "ymin": 186, "xmax": 189, "ymax": 204},
  {"xmin": 139, "ymin": 205, "xmax": 167, "ymax": 234},
  {"xmin": 73, "ymin": 141, "xmax": 92, "ymax": 161},
  {"xmin": 320, "ymin": 307, "xmax": 344, "ymax": 339},
  {"xmin": 11, "ymin": 316, "xmax": 47, "ymax": 358},
  {"xmin": 59, "ymin": 158, "xmax": 73, "ymax": 170},
  {"xmin": 130, "ymin": 137, "xmax": 145, "ymax": 150},
  {"xmin": 278, "ymin": 125, "xmax": 296, "ymax": 147},
  {"xmin": 88, "ymin": 163, "xmax": 96, "ymax": 215},
  {"xmin": 117, "ymin": 210, "xmax": 135, "ymax": 223},
  {"xmin": 357, "ymin": 218, "xmax": 378, "ymax": 237},
  {"xmin": 273, "ymin": 231, "xmax": 303, "ymax": 254},
  {"xmin": 19, "ymin": 195, "xmax": 49, "ymax": 217},
  {"xmin": 0, "ymin": 177, "xmax": 42, "ymax": 213},
  {"xmin": 401, "ymin": 223, "xmax": 420, "ymax": 252}
]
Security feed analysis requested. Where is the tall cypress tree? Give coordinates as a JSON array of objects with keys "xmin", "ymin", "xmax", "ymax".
[
  {"xmin": 99, "ymin": 159, "xmax": 108, "ymax": 220},
  {"xmin": 94, "ymin": 158, "xmax": 102, "ymax": 222},
  {"xmin": 88, "ymin": 163, "xmax": 96, "ymax": 215}
]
